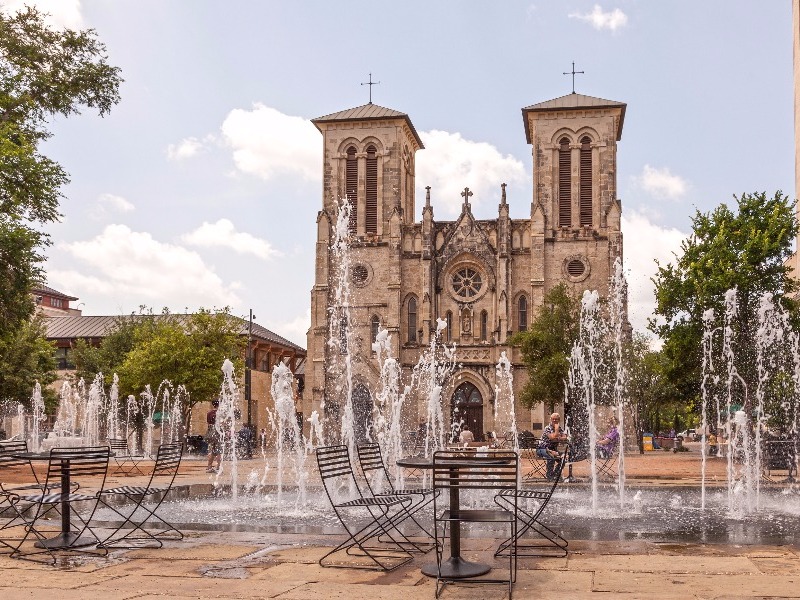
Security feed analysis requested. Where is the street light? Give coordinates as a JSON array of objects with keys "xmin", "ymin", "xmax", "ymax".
[{"xmin": 246, "ymin": 309, "xmax": 256, "ymax": 427}]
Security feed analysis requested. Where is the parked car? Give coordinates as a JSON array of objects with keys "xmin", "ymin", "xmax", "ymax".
[{"xmin": 677, "ymin": 429, "xmax": 700, "ymax": 441}]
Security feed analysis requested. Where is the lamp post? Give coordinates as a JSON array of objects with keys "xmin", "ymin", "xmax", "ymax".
[{"xmin": 245, "ymin": 309, "xmax": 255, "ymax": 427}]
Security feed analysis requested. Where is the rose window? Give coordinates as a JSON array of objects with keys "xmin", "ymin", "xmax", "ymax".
[{"xmin": 452, "ymin": 268, "xmax": 483, "ymax": 298}]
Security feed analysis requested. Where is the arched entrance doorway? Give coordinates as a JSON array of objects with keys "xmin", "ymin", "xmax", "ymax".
[
  {"xmin": 351, "ymin": 384, "xmax": 373, "ymax": 444},
  {"xmin": 451, "ymin": 382, "xmax": 484, "ymax": 442}
]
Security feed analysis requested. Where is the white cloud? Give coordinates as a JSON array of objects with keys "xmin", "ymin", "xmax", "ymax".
[
  {"xmin": 88, "ymin": 193, "xmax": 134, "ymax": 220},
  {"xmin": 266, "ymin": 309, "xmax": 310, "ymax": 348},
  {"xmin": 416, "ymin": 130, "xmax": 527, "ymax": 217},
  {"xmin": 50, "ymin": 225, "xmax": 241, "ymax": 310},
  {"xmin": 621, "ymin": 211, "xmax": 687, "ymax": 336},
  {"xmin": 568, "ymin": 5, "xmax": 628, "ymax": 31},
  {"xmin": 637, "ymin": 164, "xmax": 689, "ymax": 200},
  {"xmin": 1, "ymin": 0, "xmax": 83, "ymax": 28},
  {"xmin": 166, "ymin": 136, "xmax": 213, "ymax": 161},
  {"xmin": 220, "ymin": 103, "xmax": 319, "ymax": 181},
  {"xmin": 182, "ymin": 218, "xmax": 280, "ymax": 260}
]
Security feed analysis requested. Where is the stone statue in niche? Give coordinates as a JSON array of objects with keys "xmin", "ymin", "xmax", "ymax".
[{"xmin": 461, "ymin": 308, "xmax": 472, "ymax": 334}]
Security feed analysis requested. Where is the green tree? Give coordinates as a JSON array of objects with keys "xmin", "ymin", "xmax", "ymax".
[
  {"xmin": 0, "ymin": 313, "xmax": 57, "ymax": 408},
  {"xmin": 650, "ymin": 191, "xmax": 798, "ymax": 409},
  {"xmin": 116, "ymin": 309, "xmax": 245, "ymax": 424},
  {"xmin": 512, "ymin": 283, "xmax": 581, "ymax": 412},
  {"xmin": 0, "ymin": 6, "xmax": 121, "ymax": 339}
]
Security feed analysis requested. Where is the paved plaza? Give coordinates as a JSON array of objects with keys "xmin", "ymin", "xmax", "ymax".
[{"xmin": 1, "ymin": 446, "xmax": 798, "ymax": 599}]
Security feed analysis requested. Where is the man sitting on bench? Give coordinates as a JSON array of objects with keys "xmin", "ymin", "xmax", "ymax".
[{"xmin": 538, "ymin": 412, "xmax": 567, "ymax": 480}]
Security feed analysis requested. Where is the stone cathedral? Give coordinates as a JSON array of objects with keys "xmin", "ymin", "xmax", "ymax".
[{"xmin": 303, "ymin": 92, "xmax": 626, "ymax": 441}]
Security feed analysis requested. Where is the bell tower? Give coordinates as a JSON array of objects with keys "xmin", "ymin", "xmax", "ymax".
[
  {"xmin": 522, "ymin": 93, "xmax": 626, "ymax": 309},
  {"xmin": 305, "ymin": 103, "xmax": 424, "ymax": 424}
]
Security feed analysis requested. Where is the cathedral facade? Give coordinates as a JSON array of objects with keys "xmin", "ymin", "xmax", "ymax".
[{"xmin": 303, "ymin": 93, "xmax": 626, "ymax": 441}]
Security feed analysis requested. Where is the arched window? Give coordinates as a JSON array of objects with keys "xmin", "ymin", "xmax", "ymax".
[
  {"xmin": 345, "ymin": 146, "xmax": 358, "ymax": 234},
  {"xmin": 558, "ymin": 137, "xmax": 571, "ymax": 227},
  {"xmin": 407, "ymin": 297, "xmax": 417, "ymax": 343},
  {"xmin": 446, "ymin": 311, "xmax": 453, "ymax": 342},
  {"xmin": 366, "ymin": 145, "xmax": 378, "ymax": 234},
  {"xmin": 579, "ymin": 136, "xmax": 592, "ymax": 227},
  {"xmin": 371, "ymin": 315, "xmax": 380, "ymax": 344},
  {"xmin": 517, "ymin": 295, "xmax": 528, "ymax": 332},
  {"xmin": 480, "ymin": 310, "xmax": 488, "ymax": 342}
]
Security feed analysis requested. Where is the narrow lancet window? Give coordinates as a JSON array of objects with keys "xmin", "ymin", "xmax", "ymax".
[
  {"xmin": 345, "ymin": 146, "xmax": 358, "ymax": 234},
  {"xmin": 518, "ymin": 296, "xmax": 528, "ymax": 332},
  {"xmin": 407, "ymin": 297, "xmax": 417, "ymax": 343},
  {"xmin": 579, "ymin": 136, "xmax": 592, "ymax": 227},
  {"xmin": 558, "ymin": 137, "xmax": 571, "ymax": 227},
  {"xmin": 366, "ymin": 145, "xmax": 378, "ymax": 234}
]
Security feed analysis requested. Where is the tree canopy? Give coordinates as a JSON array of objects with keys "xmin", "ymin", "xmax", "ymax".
[
  {"xmin": 73, "ymin": 308, "xmax": 246, "ymax": 420},
  {"xmin": 0, "ymin": 6, "xmax": 121, "ymax": 338},
  {"xmin": 512, "ymin": 283, "xmax": 580, "ymax": 412},
  {"xmin": 0, "ymin": 312, "xmax": 57, "ymax": 408},
  {"xmin": 650, "ymin": 191, "xmax": 798, "ymax": 407}
]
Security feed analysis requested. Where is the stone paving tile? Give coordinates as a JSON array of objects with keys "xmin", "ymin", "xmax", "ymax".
[
  {"xmin": 268, "ymin": 545, "xmax": 328, "ymax": 564},
  {"xmin": 0, "ymin": 587, "xmax": 141, "ymax": 600},
  {"xmin": 122, "ymin": 543, "xmax": 260, "ymax": 560},
  {"xmin": 514, "ymin": 568, "xmax": 594, "ymax": 592},
  {"xmin": 750, "ymin": 557, "xmax": 800, "ymax": 575},
  {"xmin": 252, "ymin": 561, "xmax": 423, "ymax": 585},
  {"xmin": 569, "ymin": 553, "xmax": 760, "ymax": 574},
  {"xmin": 568, "ymin": 539, "xmax": 651, "ymax": 555},
  {"xmin": 77, "ymin": 574, "xmax": 302, "ymax": 598},
  {"xmin": 515, "ymin": 555, "xmax": 569, "ymax": 570},
  {"xmin": 593, "ymin": 571, "xmax": 800, "ymax": 597},
  {"xmin": 93, "ymin": 558, "xmax": 212, "ymax": 577},
  {"xmin": 0, "ymin": 567, "xmax": 122, "ymax": 589}
]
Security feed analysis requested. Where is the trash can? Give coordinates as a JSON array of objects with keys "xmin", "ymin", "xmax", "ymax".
[{"xmin": 642, "ymin": 433, "xmax": 654, "ymax": 451}]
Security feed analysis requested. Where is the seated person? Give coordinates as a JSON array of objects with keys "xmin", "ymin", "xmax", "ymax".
[
  {"xmin": 596, "ymin": 417, "xmax": 619, "ymax": 458},
  {"xmin": 458, "ymin": 427, "xmax": 474, "ymax": 445},
  {"xmin": 537, "ymin": 412, "xmax": 567, "ymax": 479}
]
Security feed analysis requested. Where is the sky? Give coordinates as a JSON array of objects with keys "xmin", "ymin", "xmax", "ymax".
[{"xmin": 2, "ymin": 0, "xmax": 795, "ymax": 347}]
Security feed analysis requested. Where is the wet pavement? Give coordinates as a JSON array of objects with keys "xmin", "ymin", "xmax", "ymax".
[{"xmin": 1, "ymin": 446, "xmax": 798, "ymax": 598}]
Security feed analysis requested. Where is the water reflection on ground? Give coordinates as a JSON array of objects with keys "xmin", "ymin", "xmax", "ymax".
[{"xmin": 90, "ymin": 484, "xmax": 800, "ymax": 545}]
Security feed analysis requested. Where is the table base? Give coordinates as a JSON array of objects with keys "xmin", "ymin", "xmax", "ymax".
[
  {"xmin": 34, "ymin": 532, "xmax": 97, "ymax": 550},
  {"xmin": 421, "ymin": 557, "xmax": 491, "ymax": 578}
]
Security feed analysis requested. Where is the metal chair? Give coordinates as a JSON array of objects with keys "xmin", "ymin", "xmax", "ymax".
[
  {"xmin": 595, "ymin": 442, "xmax": 618, "ymax": 480},
  {"xmin": 521, "ymin": 447, "xmax": 549, "ymax": 481},
  {"xmin": 8, "ymin": 446, "xmax": 110, "ymax": 565},
  {"xmin": 356, "ymin": 443, "xmax": 436, "ymax": 552},
  {"xmin": 0, "ymin": 441, "xmax": 53, "ymax": 551},
  {"xmin": 316, "ymin": 445, "xmax": 414, "ymax": 571},
  {"xmin": 96, "ymin": 443, "xmax": 184, "ymax": 548},
  {"xmin": 432, "ymin": 449, "xmax": 518, "ymax": 599},
  {"xmin": 495, "ymin": 451, "xmax": 568, "ymax": 558},
  {"xmin": 108, "ymin": 438, "xmax": 146, "ymax": 476}
]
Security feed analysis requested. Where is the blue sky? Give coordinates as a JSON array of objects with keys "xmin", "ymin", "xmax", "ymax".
[{"xmin": 5, "ymin": 0, "xmax": 794, "ymax": 345}]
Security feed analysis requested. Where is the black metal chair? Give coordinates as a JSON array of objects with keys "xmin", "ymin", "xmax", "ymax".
[
  {"xmin": 0, "ymin": 441, "xmax": 54, "ymax": 551},
  {"xmin": 108, "ymin": 438, "xmax": 146, "ymax": 476},
  {"xmin": 521, "ymin": 447, "xmax": 549, "ymax": 481},
  {"xmin": 316, "ymin": 445, "xmax": 414, "ymax": 571},
  {"xmin": 432, "ymin": 450, "xmax": 519, "ymax": 599},
  {"xmin": 356, "ymin": 443, "xmax": 436, "ymax": 552},
  {"xmin": 495, "ymin": 451, "xmax": 568, "ymax": 558},
  {"xmin": 8, "ymin": 446, "xmax": 110, "ymax": 565},
  {"xmin": 595, "ymin": 442, "xmax": 619, "ymax": 480},
  {"xmin": 96, "ymin": 443, "xmax": 184, "ymax": 548}
]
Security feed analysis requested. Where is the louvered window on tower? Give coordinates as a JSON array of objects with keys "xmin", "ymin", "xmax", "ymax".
[
  {"xmin": 559, "ymin": 138, "xmax": 571, "ymax": 227},
  {"xmin": 518, "ymin": 296, "xmax": 528, "ymax": 332},
  {"xmin": 366, "ymin": 145, "xmax": 378, "ymax": 234},
  {"xmin": 579, "ymin": 136, "xmax": 592, "ymax": 227},
  {"xmin": 407, "ymin": 297, "xmax": 417, "ymax": 343},
  {"xmin": 345, "ymin": 146, "xmax": 358, "ymax": 234}
]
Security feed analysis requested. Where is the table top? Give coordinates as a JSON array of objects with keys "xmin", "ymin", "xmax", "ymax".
[
  {"xmin": 396, "ymin": 455, "xmax": 514, "ymax": 469},
  {"xmin": 12, "ymin": 450, "xmax": 114, "ymax": 460}
]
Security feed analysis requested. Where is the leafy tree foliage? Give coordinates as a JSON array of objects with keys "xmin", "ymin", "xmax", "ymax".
[
  {"xmin": 73, "ymin": 308, "xmax": 246, "ymax": 422},
  {"xmin": 0, "ymin": 313, "xmax": 57, "ymax": 408},
  {"xmin": 512, "ymin": 283, "xmax": 580, "ymax": 412},
  {"xmin": 0, "ymin": 6, "xmax": 121, "ymax": 338},
  {"xmin": 650, "ymin": 191, "xmax": 798, "ymax": 408}
]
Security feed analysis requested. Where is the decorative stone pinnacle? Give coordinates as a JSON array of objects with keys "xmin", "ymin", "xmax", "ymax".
[{"xmin": 501, "ymin": 183, "xmax": 507, "ymax": 205}]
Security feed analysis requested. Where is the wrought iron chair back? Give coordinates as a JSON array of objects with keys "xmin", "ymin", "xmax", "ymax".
[
  {"xmin": 315, "ymin": 445, "xmax": 414, "ymax": 571},
  {"xmin": 97, "ymin": 442, "xmax": 184, "ymax": 548}
]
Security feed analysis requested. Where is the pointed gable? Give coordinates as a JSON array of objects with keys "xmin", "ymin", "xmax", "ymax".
[
  {"xmin": 435, "ymin": 204, "xmax": 497, "ymax": 290},
  {"xmin": 312, "ymin": 103, "xmax": 424, "ymax": 149},
  {"xmin": 522, "ymin": 93, "xmax": 627, "ymax": 142}
]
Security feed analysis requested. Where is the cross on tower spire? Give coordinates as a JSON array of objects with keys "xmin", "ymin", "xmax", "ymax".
[
  {"xmin": 562, "ymin": 61, "xmax": 585, "ymax": 94},
  {"xmin": 361, "ymin": 73, "xmax": 380, "ymax": 104},
  {"xmin": 461, "ymin": 187, "xmax": 473, "ymax": 208}
]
